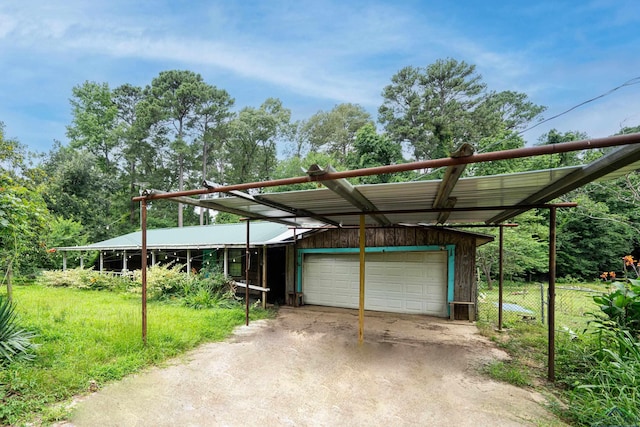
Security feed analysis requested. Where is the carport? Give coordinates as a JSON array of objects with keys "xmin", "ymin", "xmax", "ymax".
[{"xmin": 134, "ymin": 133, "xmax": 640, "ymax": 380}]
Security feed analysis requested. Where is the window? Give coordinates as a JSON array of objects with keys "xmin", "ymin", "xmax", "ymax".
[{"xmin": 228, "ymin": 249, "xmax": 243, "ymax": 277}]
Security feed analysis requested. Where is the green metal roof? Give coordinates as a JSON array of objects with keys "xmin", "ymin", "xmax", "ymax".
[{"xmin": 57, "ymin": 222, "xmax": 297, "ymax": 251}]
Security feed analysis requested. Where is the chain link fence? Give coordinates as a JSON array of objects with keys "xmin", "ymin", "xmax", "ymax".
[{"xmin": 477, "ymin": 281, "xmax": 600, "ymax": 332}]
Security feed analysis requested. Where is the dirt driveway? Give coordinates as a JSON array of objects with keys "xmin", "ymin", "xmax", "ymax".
[{"xmin": 66, "ymin": 306, "xmax": 563, "ymax": 426}]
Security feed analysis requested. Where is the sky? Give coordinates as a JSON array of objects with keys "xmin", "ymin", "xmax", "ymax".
[{"xmin": 1, "ymin": 0, "xmax": 640, "ymax": 156}]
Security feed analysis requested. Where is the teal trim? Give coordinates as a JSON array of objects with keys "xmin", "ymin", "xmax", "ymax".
[
  {"xmin": 296, "ymin": 250, "xmax": 303, "ymax": 293},
  {"xmin": 298, "ymin": 245, "xmax": 443, "ymax": 255},
  {"xmin": 297, "ymin": 245, "xmax": 457, "ymax": 314},
  {"xmin": 446, "ymin": 245, "xmax": 455, "ymax": 317}
]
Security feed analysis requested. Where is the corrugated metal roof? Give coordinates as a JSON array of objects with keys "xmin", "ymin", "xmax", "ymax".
[
  {"xmin": 57, "ymin": 222, "xmax": 302, "ymax": 251},
  {"xmin": 205, "ymin": 166, "xmax": 582, "ymax": 226}
]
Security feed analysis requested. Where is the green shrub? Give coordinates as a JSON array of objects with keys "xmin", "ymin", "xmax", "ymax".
[
  {"xmin": 131, "ymin": 263, "xmax": 193, "ymax": 300},
  {"xmin": 37, "ymin": 268, "xmax": 130, "ymax": 292},
  {"xmin": 0, "ymin": 296, "xmax": 38, "ymax": 364}
]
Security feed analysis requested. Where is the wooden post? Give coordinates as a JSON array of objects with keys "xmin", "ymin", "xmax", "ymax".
[
  {"xmin": 498, "ymin": 225, "xmax": 504, "ymax": 330},
  {"xmin": 548, "ymin": 207, "xmax": 557, "ymax": 381},
  {"xmin": 359, "ymin": 214, "xmax": 365, "ymax": 344},
  {"xmin": 141, "ymin": 199, "xmax": 148, "ymax": 345},
  {"xmin": 262, "ymin": 245, "xmax": 267, "ymax": 309}
]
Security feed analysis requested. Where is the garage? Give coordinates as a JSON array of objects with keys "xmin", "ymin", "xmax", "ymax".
[{"xmin": 302, "ymin": 250, "xmax": 449, "ymax": 316}]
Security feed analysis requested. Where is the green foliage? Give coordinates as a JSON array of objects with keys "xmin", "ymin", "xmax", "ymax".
[
  {"xmin": 591, "ymin": 279, "xmax": 640, "ymax": 336},
  {"xmin": 1, "ymin": 124, "xmax": 52, "ymax": 277},
  {"xmin": 482, "ymin": 360, "xmax": 531, "ymax": 386},
  {"xmin": 296, "ymin": 103, "xmax": 373, "ymax": 162},
  {"xmin": 37, "ymin": 268, "xmax": 130, "ymax": 292},
  {"xmin": 379, "ymin": 58, "xmax": 545, "ymax": 160},
  {"xmin": 346, "ymin": 124, "xmax": 410, "ymax": 184},
  {"xmin": 181, "ymin": 270, "xmax": 238, "ymax": 309},
  {"xmin": 132, "ymin": 263, "xmax": 192, "ymax": 299},
  {"xmin": 0, "ymin": 295, "xmax": 38, "ymax": 364},
  {"xmin": 557, "ymin": 326, "xmax": 640, "ymax": 426},
  {"xmin": 0, "ymin": 285, "xmax": 270, "ymax": 425}
]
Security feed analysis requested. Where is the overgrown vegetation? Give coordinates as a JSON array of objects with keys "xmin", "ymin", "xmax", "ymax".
[
  {"xmin": 0, "ymin": 295, "xmax": 38, "ymax": 364},
  {"xmin": 479, "ymin": 255, "xmax": 640, "ymax": 426},
  {"xmin": 37, "ymin": 264, "xmax": 242, "ymax": 309},
  {"xmin": 0, "ymin": 283, "xmax": 270, "ymax": 426}
]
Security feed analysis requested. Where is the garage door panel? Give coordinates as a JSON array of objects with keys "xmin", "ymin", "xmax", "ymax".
[{"xmin": 303, "ymin": 251, "xmax": 448, "ymax": 316}]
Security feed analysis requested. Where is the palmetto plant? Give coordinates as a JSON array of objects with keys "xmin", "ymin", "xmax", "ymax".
[{"xmin": 0, "ymin": 295, "xmax": 38, "ymax": 364}]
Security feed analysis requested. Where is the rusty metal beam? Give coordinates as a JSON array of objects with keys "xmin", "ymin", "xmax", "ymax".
[
  {"xmin": 133, "ymin": 133, "xmax": 640, "ymax": 202},
  {"xmin": 433, "ymin": 143, "xmax": 475, "ymax": 224},
  {"xmin": 305, "ymin": 165, "xmax": 391, "ymax": 226}
]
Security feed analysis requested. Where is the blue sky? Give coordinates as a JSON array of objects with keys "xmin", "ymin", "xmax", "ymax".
[{"xmin": 1, "ymin": 0, "xmax": 639, "ymax": 155}]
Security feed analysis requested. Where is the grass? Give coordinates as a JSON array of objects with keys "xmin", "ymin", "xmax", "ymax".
[{"xmin": 0, "ymin": 284, "xmax": 272, "ymax": 426}]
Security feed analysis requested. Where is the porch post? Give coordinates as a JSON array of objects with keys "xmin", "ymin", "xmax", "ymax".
[
  {"xmin": 99, "ymin": 252, "xmax": 104, "ymax": 273},
  {"xmin": 79, "ymin": 253, "xmax": 84, "ymax": 269},
  {"xmin": 186, "ymin": 249, "xmax": 191, "ymax": 274},
  {"xmin": 122, "ymin": 250, "xmax": 127, "ymax": 272},
  {"xmin": 223, "ymin": 247, "xmax": 229, "ymax": 277},
  {"xmin": 151, "ymin": 251, "xmax": 156, "ymax": 266},
  {"xmin": 62, "ymin": 252, "xmax": 67, "ymax": 271}
]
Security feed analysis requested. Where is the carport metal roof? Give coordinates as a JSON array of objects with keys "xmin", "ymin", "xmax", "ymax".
[{"xmin": 138, "ymin": 135, "xmax": 640, "ymax": 228}]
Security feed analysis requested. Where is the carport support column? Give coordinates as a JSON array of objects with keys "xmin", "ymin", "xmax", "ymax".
[
  {"xmin": 548, "ymin": 207, "xmax": 557, "ymax": 382},
  {"xmin": 187, "ymin": 249, "xmax": 191, "ymax": 274},
  {"xmin": 245, "ymin": 220, "xmax": 250, "ymax": 326},
  {"xmin": 141, "ymin": 199, "xmax": 148, "ymax": 345},
  {"xmin": 99, "ymin": 252, "xmax": 104, "ymax": 273},
  {"xmin": 223, "ymin": 248, "xmax": 229, "ymax": 277},
  {"xmin": 359, "ymin": 214, "xmax": 365, "ymax": 344},
  {"xmin": 498, "ymin": 225, "xmax": 504, "ymax": 331}
]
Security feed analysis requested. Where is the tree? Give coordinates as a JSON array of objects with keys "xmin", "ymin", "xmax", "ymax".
[
  {"xmin": 346, "ymin": 124, "xmax": 409, "ymax": 184},
  {"xmin": 0, "ymin": 123, "xmax": 51, "ymax": 282},
  {"xmin": 66, "ymin": 81, "xmax": 120, "ymax": 173},
  {"xmin": 143, "ymin": 70, "xmax": 212, "ymax": 226},
  {"xmin": 379, "ymin": 58, "xmax": 545, "ymax": 160},
  {"xmin": 224, "ymin": 98, "xmax": 291, "ymax": 186},
  {"xmin": 298, "ymin": 103, "xmax": 373, "ymax": 163}
]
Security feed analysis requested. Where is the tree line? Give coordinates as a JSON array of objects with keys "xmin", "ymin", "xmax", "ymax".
[{"xmin": 1, "ymin": 58, "xmax": 638, "ymax": 282}]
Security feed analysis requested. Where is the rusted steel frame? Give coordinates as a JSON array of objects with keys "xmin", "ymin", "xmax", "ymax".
[
  {"xmin": 548, "ymin": 207, "xmax": 557, "ymax": 381},
  {"xmin": 141, "ymin": 199, "xmax": 148, "ymax": 345},
  {"xmin": 242, "ymin": 202, "xmax": 578, "ymax": 220},
  {"xmin": 245, "ymin": 220, "xmax": 250, "ymax": 326},
  {"xmin": 433, "ymin": 143, "xmax": 475, "ymax": 224},
  {"xmin": 133, "ymin": 133, "xmax": 640, "ymax": 202},
  {"xmin": 498, "ymin": 225, "xmax": 504, "ymax": 331},
  {"xmin": 358, "ymin": 214, "xmax": 365, "ymax": 344}
]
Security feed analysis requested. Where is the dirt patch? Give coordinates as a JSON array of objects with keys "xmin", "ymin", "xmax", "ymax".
[{"xmin": 64, "ymin": 306, "xmax": 564, "ymax": 426}]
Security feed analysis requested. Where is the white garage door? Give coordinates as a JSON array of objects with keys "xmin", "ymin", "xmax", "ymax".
[{"xmin": 302, "ymin": 251, "xmax": 448, "ymax": 316}]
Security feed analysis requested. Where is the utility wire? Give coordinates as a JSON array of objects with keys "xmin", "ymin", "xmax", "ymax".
[{"xmin": 415, "ymin": 76, "xmax": 640, "ymax": 180}]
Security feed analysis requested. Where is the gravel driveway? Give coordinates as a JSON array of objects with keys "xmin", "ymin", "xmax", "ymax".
[{"xmin": 65, "ymin": 306, "xmax": 564, "ymax": 426}]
